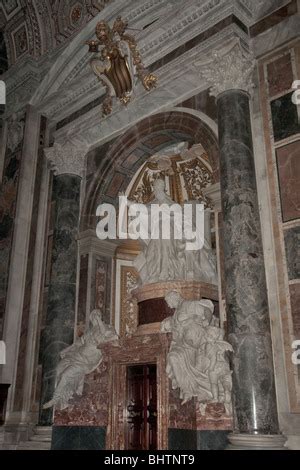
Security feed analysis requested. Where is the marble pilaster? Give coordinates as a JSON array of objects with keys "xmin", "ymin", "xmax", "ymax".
[
  {"xmin": 0, "ymin": 107, "xmax": 39, "ymax": 426},
  {"xmin": 198, "ymin": 40, "xmax": 284, "ymax": 447}
]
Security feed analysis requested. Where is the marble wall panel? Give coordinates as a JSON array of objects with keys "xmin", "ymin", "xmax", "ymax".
[
  {"xmin": 54, "ymin": 357, "xmax": 110, "ymax": 427},
  {"xmin": 52, "ymin": 426, "xmax": 106, "ymax": 450},
  {"xmin": 290, "ymin": 284, "xmax": 300, "ymax": 338},
  {"xmin": 284, "ymin": 227, "xmax": 300, "ymax": 280},
  {"xmin": 271, "ymin": 92, "xmax": 300, "ymax": 142},
  {"xmin": 168, "ymin": 429, "xmax": 197, "ymax": 450},
  {"xmin": 258, "ymin": 44, "xmax": 300, "ymax": 410},
  {"xmin": 267, "ymin": 53, "xmax": 294, "ymax": 98},
  {"xmin": 168, "ymin": 389, "xmax": 196, "ymax": 430},
  {"xmin": 276, "ymin": 141, "xmax": 300, "ymax": 222},
  {"xmin": 169, "ymin": 383, "xmax": 232, "ymax": 432},
  {"xmin": 196, "ymin": 430, "xmax": 230, "ymax": 450}
]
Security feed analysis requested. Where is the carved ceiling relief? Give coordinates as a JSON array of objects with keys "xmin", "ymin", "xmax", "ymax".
[
  {"xmin": 2, "ymin": 0, "xmax": 20, "ymax": 18},
  {"xmin": 13, "ymin": 24, "xmax": 28, "ymax": 59},
  {"xmin": 0, "ymin": 0, "xmax": 112, "ymax": 66}
]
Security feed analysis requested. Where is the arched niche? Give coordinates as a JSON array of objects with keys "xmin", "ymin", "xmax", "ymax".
[
  {"xmin": 76, "ymin": 110, "xmax": 225, "ymax": 337},
  {"xmin": 81, "ymin": 109, "xmax": 220, "ymax": 232}
]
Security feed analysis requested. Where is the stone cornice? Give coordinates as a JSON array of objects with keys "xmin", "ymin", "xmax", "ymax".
[
  {"xmin": 3, "ymin": 0, "xmax": 255, "ymax": 117},
  {"xmin": 195, "ymin": 38, "xmax": 255, "ymax": 97},
  {"xmin": 77, "ymin": 230, "xmax": 120, "ymax": 256},
  {"xmin": 43, "ymin": 18, "xmax": 249, "ymax": 123},
  {"xmin": 3, "ymin": 1, "xmax": 290, "ymax": 118},
  {"xmin": 53, "ymin": 24, "xmax": 245, "ymax": 149}
]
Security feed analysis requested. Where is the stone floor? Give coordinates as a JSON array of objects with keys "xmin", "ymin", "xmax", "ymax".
[{"xmin": 0, "ymin": 426, "xmax": 52, "ymax": 450}]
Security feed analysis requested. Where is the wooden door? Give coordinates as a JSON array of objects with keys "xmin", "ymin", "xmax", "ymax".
[{"xmin": 126, "ymin": 364, "xmax": 157, "ymax": 450}]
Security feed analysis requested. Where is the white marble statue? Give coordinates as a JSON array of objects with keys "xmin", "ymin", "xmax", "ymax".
[
  {"xmin": 125, "ymin": 179, "xmax": 186, "ymax": 284},
  {"xmin": 185, "ymin": 205, "xmax": 218, "ymax": 284},
  {"xmin": 43, "ymin": 310, "xmax": 118, "ymax": 410},
  {"xmin": 161, "ymin": 291, "xmax": 233, "ymax": 415},
  {"xmin": 126, "ymin": 179, "xmax": 218, "ymax": 285}
]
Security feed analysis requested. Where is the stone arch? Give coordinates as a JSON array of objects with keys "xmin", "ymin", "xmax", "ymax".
[{"xmin": 81, "ymin": 109, "xmax": 219, "ymax": 231}]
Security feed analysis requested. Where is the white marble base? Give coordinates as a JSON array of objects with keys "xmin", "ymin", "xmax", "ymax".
[
  {"xmin": 285, "ymin": 435, "xmax": 300, "ymax": 450},
  {"xmin": 227, "ymin": 433, "xmax": 287, "ymax": 450},
  {"xmin": 17, "ymin": 426, "xmax": 52, "ymax": 450},
  {"xmin": 2, "ymin": 426, "xmax": 52, "ymax": 451}
]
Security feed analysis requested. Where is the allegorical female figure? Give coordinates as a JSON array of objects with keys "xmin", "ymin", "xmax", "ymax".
[
  {"xmin": 161, "ymin": 291, "xmax": 233, "ymax": 414},
  {"xmin": 43, "ymin": 310, "xmax": 118, "ymax": 410}
]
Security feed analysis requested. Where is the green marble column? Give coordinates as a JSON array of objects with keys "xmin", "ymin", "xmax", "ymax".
[
  {"xmin": 39, "ymin": 174, "xmax": 81, "ymax": 425},
  {"xmin": 200, "ymin": 40, "xmax": 285, "ymax": 449}
]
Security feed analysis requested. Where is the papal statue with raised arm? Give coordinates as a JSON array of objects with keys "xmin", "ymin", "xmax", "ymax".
[{"xmin": 125, "ymin": 178, "xmax": 218, "ymax": 286}]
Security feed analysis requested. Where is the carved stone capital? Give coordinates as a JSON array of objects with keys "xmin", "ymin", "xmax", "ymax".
[
  {"xmin": 195, "ymin": 39, "xmax": 255, "ymax": 97},
  {"xmin": 44, "ymin": 142, "xmax": 87, "ymax": 178}
]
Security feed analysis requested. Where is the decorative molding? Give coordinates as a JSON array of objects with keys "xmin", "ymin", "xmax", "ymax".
[
  {"xmin": 228, "ymin": 433, "xmax": 287, "ymax": 450},
  {"xmin": 120, "ymin": 266, "xmax": 139, "ymax": 337},
  {"xmin": 125, "ymin": 0, "xmax": 163, "ymax": 22},
  {"xmin": 203, "ymin": 183, "xmax": 222, "ymax": 212},
  {"xmin": 138, "ymin": 0, "xmax": 254, "ymax": 58},
  {"xmin": 44, "ymin": 142, "xmax": 88, "ymax": 178},
  {"xmin": 195, "ymin": 38, "xmax": 255, "ymax": 97},
  {"xmin": 78, "ymin": 230, "xmax": 119, "ymax": 256}
]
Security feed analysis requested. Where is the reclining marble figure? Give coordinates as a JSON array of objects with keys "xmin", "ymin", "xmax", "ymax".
[{"xmin": 43, "ymin": 309, "xmax": 118, "ymax": 410}]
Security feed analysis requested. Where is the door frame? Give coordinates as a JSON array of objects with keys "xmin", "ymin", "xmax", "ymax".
[{"xmin": 106, "ymin": 336, "xmax": 169, "ymax": 450}]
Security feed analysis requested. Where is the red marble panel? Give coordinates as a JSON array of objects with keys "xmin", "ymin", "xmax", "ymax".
[
  {"xmin": 267, "ymin": 53, "xmax": 294, "ymax": 97},
  {"xmin": 138, "ymin": 298, "xmax": 174, "ymax": 325},
  {"xmin": 54, "ymin": 358, "xmax": 110, "ymax": 427},
  {"xmin": 276, "ymin": 141, "xmax": 300, "ymax": 222},
  {"xmin": 196, "ymin": 405, "xmax": 233, "ymax": 431},
  {"xmin": 169, "ymin": 388, "xmax": 197, "ymax": 430},
  {"xmin": 169, "ymin": 383, "xmax": 232, "ymax": 431}
]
